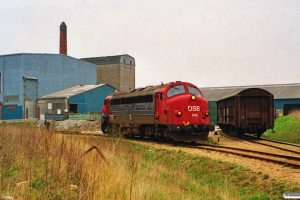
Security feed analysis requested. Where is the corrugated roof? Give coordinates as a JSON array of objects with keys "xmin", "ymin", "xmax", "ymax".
[
  {"xmin": 39, "ymin": 84, "xmax": 106, "ymax": 99},
  {"xmin": 81, "ymin": 54, "xmax": 134, "ymax": 65},
  {"xmin": 201, "ymin": 83, "xmax": 300, "ymax": 101}
]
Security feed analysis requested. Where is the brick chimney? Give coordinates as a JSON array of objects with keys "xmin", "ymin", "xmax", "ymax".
[{"xmin": 59, "ymin": 22, "xmax": 67, "ymax": 55}]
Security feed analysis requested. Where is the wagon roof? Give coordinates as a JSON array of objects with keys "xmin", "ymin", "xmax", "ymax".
[
  {"xmin": 201, "ymin": 83, "xmax": 300, "ymax": 101},
  {"xmin": 216, "ymin": 88, "xmax": 273, "ymax": 101}
]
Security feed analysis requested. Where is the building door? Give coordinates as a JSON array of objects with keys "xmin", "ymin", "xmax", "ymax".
[
  {"xmin": 69, "ymin": 104, "xmax": 78, "ymax": 113},
  {"xmin": 24, "ymin": 77, "xmax": 38, "ymax": 119}
]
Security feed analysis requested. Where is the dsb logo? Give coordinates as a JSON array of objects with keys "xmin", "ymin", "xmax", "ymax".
[{"xmin": 188, "ymin": 106, "xmax": 200, "ymax": 111}]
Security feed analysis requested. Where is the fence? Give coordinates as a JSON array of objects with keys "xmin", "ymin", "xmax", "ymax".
[{"xmin": 45, "ymin": 112, "xmax": 101, "ymax": 121}]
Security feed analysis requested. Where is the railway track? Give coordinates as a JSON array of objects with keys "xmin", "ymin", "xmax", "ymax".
[
  {"xmin": 55, "ymin": 130, "xmax": 300, "ymax": 168},
  {"xmin": 244, "ymin": 134, "xmax": 300, "ymax": 151},
  {"xmin": 181, "ymin": 143, "xmax": 300, "ymax": 168},
  {"xmin": 218, "ymin": 131, "xmax": 300, "ymax": 156}
]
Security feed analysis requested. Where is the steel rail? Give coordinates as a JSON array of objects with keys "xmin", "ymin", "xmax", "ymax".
[
  {"xmin": 182, "ymin": 143, "xmax": 300, "ymax": 168},
  {"xmin": 246, "ymin": 134, "xmax": 300, "ymax": 147},
  {"xmin": 218, "ymin": 131, "xmax": 300, "ymax": 156}
]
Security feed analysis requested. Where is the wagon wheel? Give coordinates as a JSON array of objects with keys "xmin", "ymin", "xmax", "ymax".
[
  {"xmin": 237, "ymin": 129, "xmax": 244, "ymax": 139},
  {"xmin": 256, "ymin": 130, "xmax": 262, "ymax": 139},
  {"xmin": 158, "ymin": 127, "xmax": 170, "ymax": 142},
  {"xmin": 226, "ymin": 128, "xmax": 230, "ymax": 135},
  {"xmin": 101, "ymin": 122, "xmax": 108, "ymax": 134},
  {"xmin": 107, "ymin": 124, "xmax": 121, "ymax": 137},
  {"xmin": 139, "ymin": 127, "xmax": 145, "ymax": 138}
]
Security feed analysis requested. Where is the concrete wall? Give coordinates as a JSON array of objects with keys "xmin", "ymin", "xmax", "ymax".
[
  {"xmin": 119, "ymin": 64, "xmax": 135, "ymax": 91},
  {"xmin": 96, "ymin": 63, "xmax": 135, "ymax": 92},
  {"xmin": 37, "ymin": 98, "xmax": 68, "ymax": 116},
  {"xmin": 82, "ymin": 54, "xmax": 135, "ymax": 92},
  {"xmin": 97, "ymin": 64, "xmax": 120, "ymax": 91}
]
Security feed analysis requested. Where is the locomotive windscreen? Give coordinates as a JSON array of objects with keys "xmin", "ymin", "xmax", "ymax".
[
  {"xmin": 167, "ymin": 85, "xmax": 185, "ymax": 97},
  {"xmin": 188, "ymin": 85, "xmax": 203, "ymax": 97}
]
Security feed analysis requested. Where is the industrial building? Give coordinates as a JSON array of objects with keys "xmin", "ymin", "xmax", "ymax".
[
  {"xmin": 0, "ymin": 22, "xmax": 136, "ymax": 120},
  {"xmin": 0, "ymin": 53, "xmax": 97, "ymax": 120},
  {"xmin": 81, "ymin": 55, "xmax": 135, "ymax": 92},
  {"xmin": 201, "ymin": 83, "xmax": 300, "ymax": 125},
  {"xmin": 38, "ymin": 84, "xmax": 115, "ymax": 120}
]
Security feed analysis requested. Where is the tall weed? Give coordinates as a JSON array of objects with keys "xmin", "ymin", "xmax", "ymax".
[{"xmin": 0, "ymin": 121, "xmax": 298, "ymax": 199}]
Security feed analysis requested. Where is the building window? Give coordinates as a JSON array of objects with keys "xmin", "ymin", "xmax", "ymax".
[
  {"xmin": 4, "ymin": 95, "xmax": 19, "ymax": 102},
  {"xmin": 48, "ymin": 103, "xmax": 64, "ymax": 110}
]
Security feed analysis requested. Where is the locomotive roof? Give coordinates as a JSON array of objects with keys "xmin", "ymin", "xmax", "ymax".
[
  {"xmin": 201, "ymin": 83, "xmax": 300, "ymax": 101},
  {"xmin": 110, "ymin": 83, "xmax": 170, "ymax": 98}
]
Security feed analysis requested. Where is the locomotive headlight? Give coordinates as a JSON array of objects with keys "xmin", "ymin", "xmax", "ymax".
[
  {"xmin": 174, "ymin": 110, "xmax": 182, "ymax": 116},
  {"xmin": 204, "ymin": 112, "xmax": 210, "ymax": 117},
  {"xmin": 191, "ymin": 95, "xmax": 196, "ymax": 100}
]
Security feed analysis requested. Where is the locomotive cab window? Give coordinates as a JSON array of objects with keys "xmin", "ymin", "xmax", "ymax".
[
  {"xmin": 167, "ymin": 85, "xmax": 185, "ymax": 98},
  {"xmin": 188, "ymin": 85, "xmax": 203, "ymax": 97}
]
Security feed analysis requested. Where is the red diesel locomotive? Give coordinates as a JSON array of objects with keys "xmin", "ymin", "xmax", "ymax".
[{"xmin": 102, "ymin": 81, "xmax": 215, "ymax": 142}]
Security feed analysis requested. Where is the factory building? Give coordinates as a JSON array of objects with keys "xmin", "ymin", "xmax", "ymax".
[
  {"xmin": 81, "ymin": 55, "xmax": 135, "ymax": 92},
  {"xmin": 0, "ymin": 53, "xmax": 97, "ymax": 120},
  {"xmin": 37, "ymin": 84, "xmax": 115, "ymax": 120},
  {"xmin": 0, "ymin": 22, "xmax": 136, "ymax": 120},
  {"xmin": 201, "ymin": 83, "xmax": 300, "ymax": 125}
]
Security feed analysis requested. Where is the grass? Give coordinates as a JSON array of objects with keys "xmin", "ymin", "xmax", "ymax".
[
  {"xmin": 264, "ymin": 110, "xmax": 300, "ymax": 144},
  {"xmin": 0, "ymin": 120, "xmax": 299, "ymax": 199}
]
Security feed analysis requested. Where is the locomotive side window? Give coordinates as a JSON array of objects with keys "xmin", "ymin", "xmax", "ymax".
[
  {"xmin": 188, "ymin": 85, "xmax": 203, "ymax": 97},
  {"xmin": 167, "ymin": 85, "xmax": 185, "ymax": 98},
  {"xmin": 146, "ymin": 103, "xmax": 154, "ymax": 110},
  {"xmin": 127, "ymin": 104, "xmax": 134, "ymax": 111},
  {"xmin": 134, "ymin": 103, "xmax": 146, "ymax": 110},
  {"xmin": 111, "ymin": 98, "xmax": 120, "ymax": 105},
  {"xmin": 111, "ymin": 95, "xmax": 153, "ymax": 105}
]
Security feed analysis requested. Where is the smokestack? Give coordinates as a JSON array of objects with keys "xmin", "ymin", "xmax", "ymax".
[{"xmin": 59, "ymin": 22, "xmax": 67, "ymax": 55}]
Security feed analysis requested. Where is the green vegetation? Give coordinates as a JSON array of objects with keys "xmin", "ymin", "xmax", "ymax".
[
  {"xmin": 264, "ymin": 110, "xmax": 300, "ymax": 144},
  {"xmin": 0, "ymin": 121, "xmax": 299, "ymax": 199}
]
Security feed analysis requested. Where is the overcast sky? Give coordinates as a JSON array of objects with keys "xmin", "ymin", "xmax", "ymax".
[{"xmin": 1, "ymin": 0, "xmax": 300, "ymax": 88}]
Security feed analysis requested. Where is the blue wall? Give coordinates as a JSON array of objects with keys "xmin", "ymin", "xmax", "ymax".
[
  {"xmin": 274, "ymin": 99, "xmax": 300, "ymax": 108},
  {"xmin": 69, "ymin": 85, "xmax": 115, "ymax": 113},
  {"xmin": 0, "ymin": 53, "xmax": 97, "ymax": 119},
  {"xmin": 2, "ymin": 105, "xmax": 23, "ymax": 120},
  {"xmin": 0, "ymin": 54, "xmax": 96, "ymax": 105}
]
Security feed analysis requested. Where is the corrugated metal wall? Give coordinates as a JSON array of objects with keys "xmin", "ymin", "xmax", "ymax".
[
  {"xmin": 0, "ymin": 54, "xmax": 97, "ymax": 120},
  {"xmin": 69, "ymin": 85, "xmax": 115, "ymax": 113},
  {"xmin": 208, "ymin": 102, "xmax": 217, "ymax": 125},
  {"xmin": 2, "ymin": 105, "xmax": 22, "ymax": 119}
]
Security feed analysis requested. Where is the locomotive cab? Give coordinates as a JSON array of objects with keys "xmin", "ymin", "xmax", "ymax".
[{"xmin": 158, "ymin": 83, "xmax": 214, "ymax": 141}]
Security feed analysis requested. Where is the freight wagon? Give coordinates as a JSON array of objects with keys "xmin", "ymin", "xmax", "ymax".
[{"xmin": 217, "ymin": 88, "xmax": 274, "ymax": 138}]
